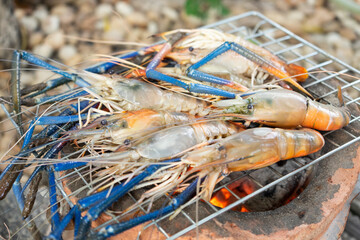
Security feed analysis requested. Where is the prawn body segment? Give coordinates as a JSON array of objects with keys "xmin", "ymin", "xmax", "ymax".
[{"xmin": 93, "ymin": 78, "xmax": 211, "ymax": 115}]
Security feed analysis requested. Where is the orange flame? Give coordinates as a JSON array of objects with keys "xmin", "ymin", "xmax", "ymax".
[
  {"xmin": 210, "ymin": 177, "xmax": 305, "ymax": 212},
  {"xmin": 210, "ymin": 188, "xmax": 232, "ymax": 208},
  {"xmin": 210, "ymin": 178, "xmax": 256, "ymax": 212}
]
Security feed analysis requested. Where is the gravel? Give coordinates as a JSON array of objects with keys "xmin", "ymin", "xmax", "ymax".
[{"xmin": 5, "ymin": 0, "xmax": 360, "ymax": 71}]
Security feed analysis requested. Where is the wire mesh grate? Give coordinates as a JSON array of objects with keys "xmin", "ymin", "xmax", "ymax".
[{"xmin": 53, "ymin": 11, "xmax": 360, "ymax": 239}]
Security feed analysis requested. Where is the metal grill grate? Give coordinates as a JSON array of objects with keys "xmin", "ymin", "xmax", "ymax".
[{"xmin": 54, "ymin": 11, "xmax": 360, "ymax": 239}]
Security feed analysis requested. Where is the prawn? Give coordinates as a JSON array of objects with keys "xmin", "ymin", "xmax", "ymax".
[
  {"xmin": 214, "ymin": 88, "xmax": 350, "ymax": 131},
  {"xmin": 173, "ymin": 29, "xmax": 308, "ymax": 81},
  {"xmin": 179, "ymin": 127, "xmax": 325, "ymax": 200},
  {"xmin": 130, "ymin": 29, "xmax": 309, "ymax": 95},
  {"xmin": 101, "ymin": 127, "xmax": 324, "ymax": 204}
]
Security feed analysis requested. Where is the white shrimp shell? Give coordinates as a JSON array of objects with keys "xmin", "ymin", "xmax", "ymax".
[
  {"xmin": 135, "ymin": 121, "xmax": 238, "ymax": 160},
  {"xmin": 112, "ymin": 79, "xmax": 210, "ymax": 115},
  {"xmin": 80, "ymin": 72, "xmax": 209, "ymax": 115},
  {"xmin": 136, "ymin": 126, "xmax": 198, "ymax": 159}
]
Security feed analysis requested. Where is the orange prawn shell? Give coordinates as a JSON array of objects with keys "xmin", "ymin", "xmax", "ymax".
[
  {"xmin": 302, "ymin": 100, "xmax": 350, "ymax": 131},
  {"xmin": 225, "ymin": 128, "xmax": 325, "ymax": 172},
  {"xmin": 281, "ymin": 128, "xmax": 325, "ymax": 158},
  {"xmin": 120, "ymin": 109, "xmax": 167, "ymax": 130}
]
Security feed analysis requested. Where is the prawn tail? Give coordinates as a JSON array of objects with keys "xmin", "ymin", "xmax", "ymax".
[{"xmin": 284, "ymin": 63, "xmax": 309, "ymax": 82}]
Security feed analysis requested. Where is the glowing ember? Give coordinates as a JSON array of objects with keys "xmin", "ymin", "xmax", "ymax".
[
  {"xmin": 210, "ymin": 188, "xmax": 232, "ymax": 209},
  {"xmin": 210, "ymin": 176, "xmax": 306, "ymax": 212},
  {"xmin": 210, "ymin": 178, "xmax": 256, "ymax": 212}
]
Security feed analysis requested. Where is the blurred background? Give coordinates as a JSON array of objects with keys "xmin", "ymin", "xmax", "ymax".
[
  {"xmin": 2, "ymin": 0, "xmax": 360, "ymax": 96},
  {"xmin": 2, "ymin": 0, "xmax": 360, "ymax": 69},
  {"xmin": 0, "ymin": 0, "xmax": 360, "ymax": 239}
]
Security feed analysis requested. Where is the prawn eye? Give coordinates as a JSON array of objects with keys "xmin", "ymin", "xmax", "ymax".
[
  {"xmin": 100, "ymin": 119, "xmax": 108, "ymax": 126},
  {"xmin": 120, "ymin": 121, "xmax": 128, "ymax": 128},
  {"xmin": 217, "ymin": 145, "xmax": 225, "ymax": 151},
  {"xmin": 108, "ymin": 69, "xmax": 115, "ymax": 75},
  {"xmin": 247, "ymin": 104, "xmax": 253, "ymax": 110},
  {"xmin": 189, "ymin": 46, "xmax": 194, "ymax": 52},
  {"xmin": 124, "ymin": 139, "xmax": 131, "ymax": 145}
]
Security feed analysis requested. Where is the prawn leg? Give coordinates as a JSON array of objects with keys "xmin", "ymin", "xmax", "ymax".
[
  {"xmin": 23, "ymin": 127, "xmax": 78, "ymax": 234},
  {"xmin": 48, "ymin": 182, "xmax": 127, "ymax": 239},
  {"xmin": 48, "ymin": 205, "xmax": 82, "ymax": 240},
  {"xmin": 53, "ymin": 161, "xmax": 88, "ymax": 171},
  {"xmin": 75, "ymin": 158, "xmax": 180, "ymax": 239},
  {"xmin": 2, "ymin": 116, "xmax": 69, "ymax": 237},
  {"xmin": 21, "ymin": 166, "xmax": 43, "ymax": 219},
  {"xmin": 92, "ymin": 178, "xmax": 199, "ymax": 240},
  {"xmin": 13, "ymin": 50, "xmax": 90, "ymax": 88},
  {"xmin": 44, "ymin": 126, "xmax": 83, "ymax": 230},
  {"xmin": 49, "ymin": 169, "xmax": 194, "ymax": 240},
  {"xmin": 0, "ymin": 108, "xmax": 87, "ymax": 188},
  {"xmin": 48, "ymin": 159, "xmax": 178, "ymax": 239},
  {"xmin": 22, "ymin": 126, "xmax": 78, "ymax": 232},
  {"xmin": 4, "ymin": 105, "xmax": 90, "ymax": 202},
  {"xmin": 187, "ymin": 41, "xmax": 312, "ymax": 98},
  {"xmin": 0, "ymin": 118, "xmax": 37, "ymax": 199},
  {"xmin": 0, "ymin": 103, "xmax": 88, "ymax": 231},
  {"xmin": 11, "ymin": 51, "xmax": 23, "ymax": 135},
  {"xmin": 48, "ymin": 166, "xmax": 61, "ymax": 230},
  {"xmin": 7, "ymin": 50, "xmax": 90, "ymax": 117},
  {"xmin": 12, "ymin": 172, "xmax": 43, "ymax": 239},
  {"xmin": 22, "ymin": 89, "xmax": 89, "ymax": 107},
  {"xmin": 0, "ymin": 99, "xmax": 89, "ymax": 201},
  {"xmin": 22, "ymin": 50, "xmax": 142, "ymax": 99},
  {"xmin": 30, "ymin": 100, "xmax": 89, "ymax": 143},
  {"xmin": 146, "ymin": 34, "xmax": 236, "ymax": 98}
]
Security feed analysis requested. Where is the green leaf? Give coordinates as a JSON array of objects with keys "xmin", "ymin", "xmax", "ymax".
[{"xmin": 185, "ymin": 0, "xmax": 229, "ymax": 19}]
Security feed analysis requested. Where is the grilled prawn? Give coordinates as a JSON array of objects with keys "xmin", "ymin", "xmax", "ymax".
[
  {"xmin": 136, "ymin": 29, "xmax": 309, "ymax": 93},
  {"xmin": 182, "ymin": 127, "xmax": 325, "ymax": 200}
]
